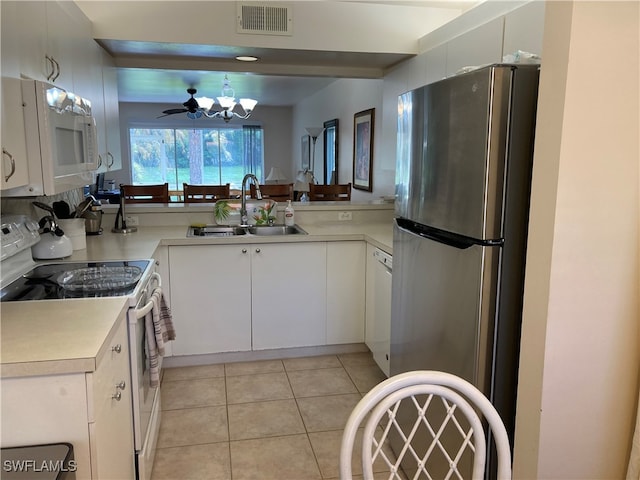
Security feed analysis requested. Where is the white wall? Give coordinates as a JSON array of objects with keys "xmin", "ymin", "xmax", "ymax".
[
  {"xmin": 111, "ymin": 102, "xmax": 293, "ymax": 186},
  {"xmin": 514, "ymin": 2, "xmax": 640, "ymax": 477},
  {"xmin": 292, "ymin": 78, "xmax": 386, "ymax": 202}
]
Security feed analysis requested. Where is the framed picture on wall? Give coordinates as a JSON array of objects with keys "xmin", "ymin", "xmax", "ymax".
[
  {"xmin": 301, "ymin": 135, "xmax": 310, "ymax": 170},
  {"xmin": 352, "ymin": 108, "xmax": 374, "ymax": 191}
]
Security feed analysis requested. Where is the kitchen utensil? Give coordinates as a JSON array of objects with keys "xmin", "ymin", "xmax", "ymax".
[
  {"xmin": 74, "ymin": 197, "xmax": 93, "ymax": 218},
  {"xmin": 32, "ymin": 201, "xmax": 56, "ymax": 218},
  {"xmin": 52, "ymin": 201, "xmax": 72, "ymax": 219}
]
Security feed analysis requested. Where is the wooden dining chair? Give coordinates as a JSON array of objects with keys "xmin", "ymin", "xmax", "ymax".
[
  {"xmin": 183, "ymin": 183, "xmax": 230, "ymax": 203},
  {"xmin": 308, "ymin": 183, "xmax": 351, "ymax": 201},
  {"xmin": 250, "ymin": 183, "xmax": 294, "ymax": 201},
  {"xmin": 120, "ymin": 183, "xmax": 169, "ymax": 204}
]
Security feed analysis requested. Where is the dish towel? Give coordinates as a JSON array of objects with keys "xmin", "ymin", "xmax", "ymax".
[{"xmin": 145, "ymin": 287, "xmax": 176, "ymax": 387}]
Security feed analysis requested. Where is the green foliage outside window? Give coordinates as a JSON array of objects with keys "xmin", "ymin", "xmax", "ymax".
[{"xmin": 129, "ymin": 127, "xmax": 263, "ymax": 190}]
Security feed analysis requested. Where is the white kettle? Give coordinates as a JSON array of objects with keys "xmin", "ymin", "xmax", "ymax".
[{"xmin": 31, "ymin": 216, "xmax": 73, "ymax": 260}]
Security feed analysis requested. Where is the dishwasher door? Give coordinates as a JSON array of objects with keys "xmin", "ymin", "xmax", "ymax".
[{"xmin": 368, "ymin": 248, "xmax": 392, "ymax": 376}]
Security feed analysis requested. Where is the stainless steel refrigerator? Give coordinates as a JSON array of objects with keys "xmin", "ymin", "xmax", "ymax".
[{"xmin": 390, "ymin": 64, "xmax": 539, "ymax": 474}]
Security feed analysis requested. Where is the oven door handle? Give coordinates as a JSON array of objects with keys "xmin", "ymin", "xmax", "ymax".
[
  {"xmin": 134, "ymin": 272, "xmax": 162, "ymax": 319},
  {"xmin": 135, "ymin": 297, "xmax": 154, "ymax": 320}
]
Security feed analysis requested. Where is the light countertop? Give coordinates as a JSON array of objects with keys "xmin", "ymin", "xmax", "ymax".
[
  {"xmin": 65, "ymin": 221, "xmax": 394, "ymax": 262},
  {"xmin": 1, "ymin": 297, "xmax": 128, "ymax": 378},
  {"xmin": 1, "ymin": 219, "xmax": 393, "ymax": 377}
]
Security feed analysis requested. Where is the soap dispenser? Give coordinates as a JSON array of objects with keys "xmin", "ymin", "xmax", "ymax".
[{"xmin": 284, "ymin": 200, "xmax": 295, "ymax": 226}]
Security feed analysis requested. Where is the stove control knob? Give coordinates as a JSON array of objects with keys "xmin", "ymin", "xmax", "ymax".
[
  {"xmin": 116, "ymin": 380, "xmax": 126, "ymax": 391},
  {"xmin": 112, "ymin": 391, "xmax": 122, "ymax": 401},
  {"xmin": 112, "ymin": 344, "xmax": 122, "ymax": 354}
]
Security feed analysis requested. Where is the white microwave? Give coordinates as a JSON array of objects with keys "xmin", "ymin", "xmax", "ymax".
[{"xmin": 7, "ymin": 79, "xmax": 98, "ymax": 196}]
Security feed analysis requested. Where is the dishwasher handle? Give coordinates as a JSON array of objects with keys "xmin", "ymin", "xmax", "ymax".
[{"xmin": 373, "ymin": 248, "xmax": 392, "ymax": 270}]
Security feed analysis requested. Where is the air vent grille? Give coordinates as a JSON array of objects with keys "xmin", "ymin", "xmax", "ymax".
[{"xmin": 237, "ymin": 3, "xmax": 292, "ymax": 36}]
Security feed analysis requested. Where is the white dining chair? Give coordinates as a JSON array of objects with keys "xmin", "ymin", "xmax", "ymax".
[{"xmin": 339, "ymin": 370, "xmax": 512, "ymax": 480}]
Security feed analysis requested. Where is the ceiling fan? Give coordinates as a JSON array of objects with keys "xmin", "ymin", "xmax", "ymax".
[
  {"xmin": 158, "ymin": 87, "xmax": 203, "ymax": 119},
  {"xmin": 158, "ymin": 76, "xmax": 258, "ymax": 122}
]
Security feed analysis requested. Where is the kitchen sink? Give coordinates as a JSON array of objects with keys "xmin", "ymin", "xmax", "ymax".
[
  {"xmin": 187, "ymin": 226, "xmax": 248, "ymax": 237},
  {"xmin": 186, "ymin": 224, "xmax": 307, "ymax": 237},
  {"xmin": 247, "ymin": 225, "xmax": 307, "ymax": 236}
]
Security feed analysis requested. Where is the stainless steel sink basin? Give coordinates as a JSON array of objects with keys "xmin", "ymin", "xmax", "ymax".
[
  {"xmin": 248, "ymin": 225, "xmax": 308, "ymax": 236},
  {"xmin": 187, "ymin": 226, "xmax": 247, "ymax": 237},
  {"xmin": 186, "ymin": 224, "xmax": 307, "ymax": 237}
]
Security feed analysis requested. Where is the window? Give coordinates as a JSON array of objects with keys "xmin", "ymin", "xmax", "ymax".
[{"xmin": 129, "ymin": 125, "xmax": 264, "ymax": 191}]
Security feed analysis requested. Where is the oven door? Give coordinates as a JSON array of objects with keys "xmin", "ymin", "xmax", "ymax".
[{"xmin": 128, "ymin": 272, "xmax": 161, "ymax": 453}]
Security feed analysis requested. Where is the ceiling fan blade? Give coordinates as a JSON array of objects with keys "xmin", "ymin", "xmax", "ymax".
[{"xmin": 157, "ymin": 108, "xmax": 188, "ymax": 118}]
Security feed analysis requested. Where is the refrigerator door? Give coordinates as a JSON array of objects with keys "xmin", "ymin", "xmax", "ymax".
[
  {"xmin": 390, "ymin": 221, "xmax": 500, "ymax": 393},
  {"xmin": 395, "ymin": 66, "xmax": 513, "ymax": 240}
]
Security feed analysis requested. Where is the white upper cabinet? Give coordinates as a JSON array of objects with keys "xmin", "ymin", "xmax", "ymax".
[
  {"xmin": 1, "ymin": 4, "xmax": 30, "ymax": 190},
  {"xmin": 98, "ymin": 49, "xmax": 123, "ymax": 172},
  {"xmin": 503, "ymin": 1, "xmax": 545, "ymax": 58},
  {"xmin": 11, "ymin": 1, "xmax": 96, "ymax": 95},
  {"xmin": 445, "ymin": 16, "xmax": 504, "ymax": 77}
]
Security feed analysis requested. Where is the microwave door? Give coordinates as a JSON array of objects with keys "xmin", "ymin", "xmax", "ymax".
[{"xmin": 50, "ymin": 115, "xmax": 98, "ymax": 177}]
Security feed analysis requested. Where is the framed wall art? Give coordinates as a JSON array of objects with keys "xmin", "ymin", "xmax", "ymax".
[{"xmin": 352, "ymin": 108, "xmax": 374, "ymax": 192}]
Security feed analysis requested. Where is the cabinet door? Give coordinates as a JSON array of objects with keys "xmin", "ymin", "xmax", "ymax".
[
  {"xmin": 12, "ymin": 1, "xmax": 49, "ymax": 82},
  {"xmin": 252, "ymin": 242, "xmax": 327, "ymax": 350},
  {"xmin": 169, "ymin": 245, "xmax": 252, "ymax": 355},
  {"xmin": 1, "ymin": 77, "xmax": 30, "ymax": 190},
  {"xmin": 445, "ymin": 17, "xmax": 504, "ymax": 77},
  {"xmin": 326, "ymin": 241, "xmax": 365, "ymax": 344},
  {"xmin": 102, "ymin": 50, "xmax": 122, "ymax": 172},
  {"xmin": 90, "ymin": 317, "xmax": 135, "ymax": 480}
]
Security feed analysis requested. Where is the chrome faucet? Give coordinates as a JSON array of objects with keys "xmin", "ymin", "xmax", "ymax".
[{"xmin": 240, "ymin": 173, "xmax": 262, "ymax": 226}]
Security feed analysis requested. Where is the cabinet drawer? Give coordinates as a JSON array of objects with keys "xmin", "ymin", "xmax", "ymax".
[{"xmin": 91, "ymin": 317, "xmax": 130, "ymax": 421}]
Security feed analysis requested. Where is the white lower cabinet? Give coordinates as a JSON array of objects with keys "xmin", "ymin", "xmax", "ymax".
[
  {"xmin": 0, "ymin": 316, "xmax": 135, "ymax": 480},
  {"xmin": 168, "ymin": 244, "xmax": 252, "ymax": 355},
  {"xmin": 168, "ymin": 241, "xmax": 371, "ymax": 355},
  {"xmin": 251, "ymin": 242, "xmax": 327, "ymax": 350},
  {"xmin": 326, "ymin": 241, "xmax": 366, "ymax": 344}
]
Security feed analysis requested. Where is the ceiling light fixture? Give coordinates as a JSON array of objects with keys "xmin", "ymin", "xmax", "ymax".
[{"xmin": 194, "ymin": 75, "xmax": 258, "ymax": 123}]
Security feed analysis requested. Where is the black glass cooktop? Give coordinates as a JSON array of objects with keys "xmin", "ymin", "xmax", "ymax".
[{"xmin": 0, "ymin": 260, "xmax": 150, "ymax": 302}]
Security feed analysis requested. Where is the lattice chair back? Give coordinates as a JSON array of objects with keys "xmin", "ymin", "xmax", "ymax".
[{"xmin": 339, "ymin": 370, "xmax": 511, "ymax": 480}]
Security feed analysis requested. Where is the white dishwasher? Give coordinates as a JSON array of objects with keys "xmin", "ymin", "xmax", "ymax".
[{"xmin": 366, "ymin": 247, "xmax": 392, "ymax": 376}]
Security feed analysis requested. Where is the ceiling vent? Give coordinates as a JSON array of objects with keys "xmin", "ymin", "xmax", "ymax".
[{"xmin": 237, "ymin": 3, "xmax": 293, "ymax": 36}]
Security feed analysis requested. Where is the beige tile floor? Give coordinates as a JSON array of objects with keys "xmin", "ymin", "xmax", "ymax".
[{"xmin": 151, "ymin": 352, "xmax": 388, "ymax": 480}]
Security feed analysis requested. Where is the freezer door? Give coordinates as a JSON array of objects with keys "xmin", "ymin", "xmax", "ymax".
[
  {"xmin": 390, "ymin": 221, "xmax": 500, "ymax": 393},
  {"xmin": 396, "ymin": 66, "xmax": 514, "ymax": 240}
]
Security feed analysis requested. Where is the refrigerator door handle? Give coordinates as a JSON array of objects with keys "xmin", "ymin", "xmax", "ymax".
[{"xmin": 396, "ymin": 218, "xmax": 504, "ymax": 249}]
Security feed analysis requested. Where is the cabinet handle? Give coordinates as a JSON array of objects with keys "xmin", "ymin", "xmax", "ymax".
[
  {"xmin": 2, "ymin": 149, "xmax": 16, "ymax": 182},
  {"xmin": 51, "ymin": 57, "xmax": 60, "ymax": 82},
  {"xmin": 116, "ymin": 380, "xmax": 126, "ymax": 391},
  {"xmin": 255, "ymin": 248, "xmax": 261, "ymax": 253},
  {"xmin": 107, "ymin": 152, "xmax": 114, "ymax": 168},
  {"xmin": 242, "ymin": 248, "xmax": 247, "ymax": 254},
  {"xmin": 97, "ymin": 154, "xmax": 103, "ymax": 168},
  {"xmin": 112, "ymin": 391, "xmax": 122, "ymax": 401},
  {"xmin": 45, "ymin": 55, "xmax": 55, "ymax": 81},
  {"xmin": 112, "ymin": 344, "xmax": 122, "ymax": 354}
]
